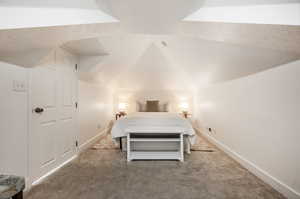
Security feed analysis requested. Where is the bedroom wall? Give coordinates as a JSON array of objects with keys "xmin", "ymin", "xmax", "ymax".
[
  {"xmin": 113, "ymin": 89, "xmax": 195, "ymax": 115},
  {"xmin": 78, "ymin": 81, "xmax": 113, "ymax": 149},
  {"xmin": 0, "ymin": 62, "xmax": 28, "ymax": 179},
  {"xmin": 195, "ymin": 60, "xmax": 300, "ymax": 198}
]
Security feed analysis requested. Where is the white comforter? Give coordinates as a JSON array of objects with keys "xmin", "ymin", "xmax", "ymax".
[{"xmin": 111, "ymin": 112, "xmax": 196, "ymax": 144}]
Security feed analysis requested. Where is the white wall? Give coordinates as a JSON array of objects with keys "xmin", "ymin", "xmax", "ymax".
[
  {"xmin": 0, "ymin": 62, "xmax": 28, "ymax": 178},
  {"xmin": 195, "ymin": 60, "xmax": 300, "ymax": 199},
  {"xmin": 78, "ymin": 81, "xmax": 113, "ymax": 147}
]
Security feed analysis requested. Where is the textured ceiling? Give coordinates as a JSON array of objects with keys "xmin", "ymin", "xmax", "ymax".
[{"xmin": 0, "ymin": 0, "xmax": 299, "ymax": 91}]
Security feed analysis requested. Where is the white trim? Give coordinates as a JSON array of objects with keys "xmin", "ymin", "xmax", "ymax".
[
  {"xmin": 32, "ymin": 155, "xmax": 77, "ymax": 186},
  {"xmin": 78, "ymin": 128, "xmax": 109, "ymax": 152},
  {"xmin": 24, "ymin": 178, "xmax": 31, "ymax": 192},
  {"xmin": 195, "ymin": 128, "xmax": 300, "ymax": 199},
  {"xmin": 27, "ymin": 68, "xmax": 34, "ymax": 189}
]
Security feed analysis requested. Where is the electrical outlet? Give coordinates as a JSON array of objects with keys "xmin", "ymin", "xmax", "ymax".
[
  {"xmin": 207, "ymin": 127, "xmax": 216, "ymax": 134},
  {"xmin": 97, "ymin": 124, "xmax": 101, "ymax": 129}
]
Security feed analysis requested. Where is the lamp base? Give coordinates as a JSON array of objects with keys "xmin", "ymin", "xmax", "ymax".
[
  {"xmin": 182, "ymin": 111, "xmax": 188, "ymax": 118},
  {"xmin": 119, "ymin": 111, "xmax": 127, "ymax": 116}
]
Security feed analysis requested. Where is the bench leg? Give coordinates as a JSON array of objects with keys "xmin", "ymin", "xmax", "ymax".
[
  {"xmin": 13, "ymin": 191, "xmax": 23, "ymax": 199},
  {"xmin": 127, "ymin": 134, "xmax": 131, "ymax": 162},
  {"xmin": 119, "ymin": 137, "xmax": 122, "ymax": 151},
  {"xmin": 186, "ymin": 138, "xmax": 191, "ymax": 154},
  {"xmin": 180, "ymin": 133, "xmax": 184, "ymax": 162}
]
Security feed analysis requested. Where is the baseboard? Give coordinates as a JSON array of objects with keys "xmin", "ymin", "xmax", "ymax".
[
  {"xmin": 24, "ymin": 178, "xmax": 31, "ymax": 191},
  {"xmin": 195, "ymin": 128, "xmax": 300, "ymax": 199},
  {"xmin": 27, "ymin": 128, "xmax": 108, "ymax": 190},
  {"xmin": 79, "ymin": 128, "xmax": 108, "ymax": 152},
  {"xmin": 31, "ymin": 155, "xmax": 77, "ymax": 186}
]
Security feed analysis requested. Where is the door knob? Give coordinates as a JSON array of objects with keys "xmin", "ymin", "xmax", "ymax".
[{"xmin": 34, "ymin": 107, "xmax": 44, "ymax": 113}]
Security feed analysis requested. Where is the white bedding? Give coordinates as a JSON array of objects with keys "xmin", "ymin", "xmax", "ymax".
[{"xmin": 111, "ymin": 112, "xmax": 196, "ymax": 144}]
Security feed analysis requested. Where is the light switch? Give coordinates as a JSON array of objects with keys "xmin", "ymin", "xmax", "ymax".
[{"xmin": 13, "ymin": 80, "xmax": 27, "ymax": 92}]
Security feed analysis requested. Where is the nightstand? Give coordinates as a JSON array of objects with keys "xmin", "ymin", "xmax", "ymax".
[
  {"xmin": 115, "ymin": 111, "xmax": 127, "ymax": 120},
  {"xmin": 182, "ymin": 111, "xmax": 192, "ymax": 119},
  {"xmin": 115, "ymin": 112, "xmax": 127, "ymax": 151}
]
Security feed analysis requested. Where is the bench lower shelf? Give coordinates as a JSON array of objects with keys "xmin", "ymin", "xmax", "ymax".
[
  {"xmin": 128, "ymin": 151, "xmax": 181, "ymax": 161},
  {"xmin": 127, "ymin": 133, "xmax": 184, "ymax": 162}
]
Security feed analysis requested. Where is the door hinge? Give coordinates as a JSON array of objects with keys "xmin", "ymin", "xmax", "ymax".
[
  {"xmin": 75, "ymin": 140, "xmax": 78, "ymax": 147},
  {"xmin": 75, "ymin": 64, "xmax": 78, "ymax": 71},
  {"xmin": 75, "ymin": 102, "xmax": 78, "ymax": 109}
]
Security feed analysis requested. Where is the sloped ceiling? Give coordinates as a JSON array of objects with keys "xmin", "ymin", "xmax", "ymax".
[
  {"xmin": 62, "ymin": 38, "xmax": 109, "ymax": 56},
  {"xmin": 0, "ymin": 23, "xmax": 120, "ymax": 54},
  {"xmin": 0, "ymin": 0, "xmax": 101, "ymax": 9},
  {"xmin": 85, "ymin": 35, "xmax": 299, "ymax": 91},
  {"xmin": 109, "ymin": 43, "xmax": 193, "ymax": 90},
  {"xmin": 96, "ymin": 0, "xmax": 204, "ymax": 34},
  {"xmin": 0, "ymin": 0, "xmax": 299, "ymax": 91},
  {"xmin": 184, "ymin": 0, "xmax": 300, "ymax": 26},
  {"xmin": 0, "ymin": 0, "xmax": 117, "ymax": 30}
]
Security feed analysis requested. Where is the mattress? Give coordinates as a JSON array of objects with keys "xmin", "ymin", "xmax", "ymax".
[{"xmin": 111, "ymin": 112, "xmax": 196, "ymax": 144}]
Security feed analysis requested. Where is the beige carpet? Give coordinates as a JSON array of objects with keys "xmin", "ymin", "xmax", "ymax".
[
  {"xmin": 26, "ymin": 131, "xmax": 285, "ymax": 199},
  {"xmin": 92, "ymin": 132, "xmax": 119, "ymax": 150}
]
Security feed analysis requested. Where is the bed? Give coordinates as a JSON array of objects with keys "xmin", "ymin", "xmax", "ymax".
[{"xmin": 111, "ymin": 112, "xmax": 196, "ymax": 161}]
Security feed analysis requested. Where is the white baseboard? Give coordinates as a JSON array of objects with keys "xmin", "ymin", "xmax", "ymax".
[
  {"xmin": 31, "ymin": 155, "xmax": 77, "ymax": 186},
  {"xmin": 79, "ymin": 128, "xmax": 108, "ymax": 152},
  {"xmin": 24, "ymin": 177, "xmax": 31, "ymax": 191},
  {"xmin": 195, "ymin": 128, "xmax": 300, "ymax": 199},
  {"xmin": 25, "ymin": 129, "xmax": 109, "ymax": 192}
]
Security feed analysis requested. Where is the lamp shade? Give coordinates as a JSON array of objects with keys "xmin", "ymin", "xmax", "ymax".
[
  {"xmin": 118, "ymin": 103, "xmax": 127, "ymax": 111},
  {"xmin": 179, "ymin": 102, "xmax": 189, "ymax": 111}
]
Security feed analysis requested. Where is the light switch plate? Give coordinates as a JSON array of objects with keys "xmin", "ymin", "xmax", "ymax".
[{"xmin": 13, "ymin": 80, "xmax": 27, "ymax": 92}]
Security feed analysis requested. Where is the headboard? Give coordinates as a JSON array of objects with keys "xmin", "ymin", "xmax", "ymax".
[{"xmin": 114, "ymin": 90, "xmax": 193, "ymax": 114}]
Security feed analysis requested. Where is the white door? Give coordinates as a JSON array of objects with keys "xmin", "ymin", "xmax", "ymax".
[{"xmin": 29, "ymin": 50, "xmax": 77, "ymax": 182}]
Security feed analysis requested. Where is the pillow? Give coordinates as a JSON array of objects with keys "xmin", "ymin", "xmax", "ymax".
[
  {"xmin": 136, "ymin": 101, "xmax": 147, "ymax": 112},
  {"xmin": 146, "ymin": 100, "xmax": 159, "ymax": 112},
  {"xmin": 159, "ymin": 102, "xmax": 169, "ymax": 112}
]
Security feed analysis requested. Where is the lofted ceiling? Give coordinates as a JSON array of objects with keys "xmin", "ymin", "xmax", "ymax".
[
  {"xmin": 74, "ymin": 35, "xmax": 300, "ymax": 91},
  {"xmin": 0, "ymin": 0, "xmax": 299, "ymax": 91}
]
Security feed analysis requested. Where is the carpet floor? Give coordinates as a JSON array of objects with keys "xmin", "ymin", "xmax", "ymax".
[{"xmin": 25, "ymin": 135, "xmax": 285, "ymax": 199}]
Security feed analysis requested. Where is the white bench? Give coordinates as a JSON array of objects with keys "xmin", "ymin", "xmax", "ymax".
[{"xmin": 126, "ymin": 132, "xmax": 184, "ymax": 162}]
